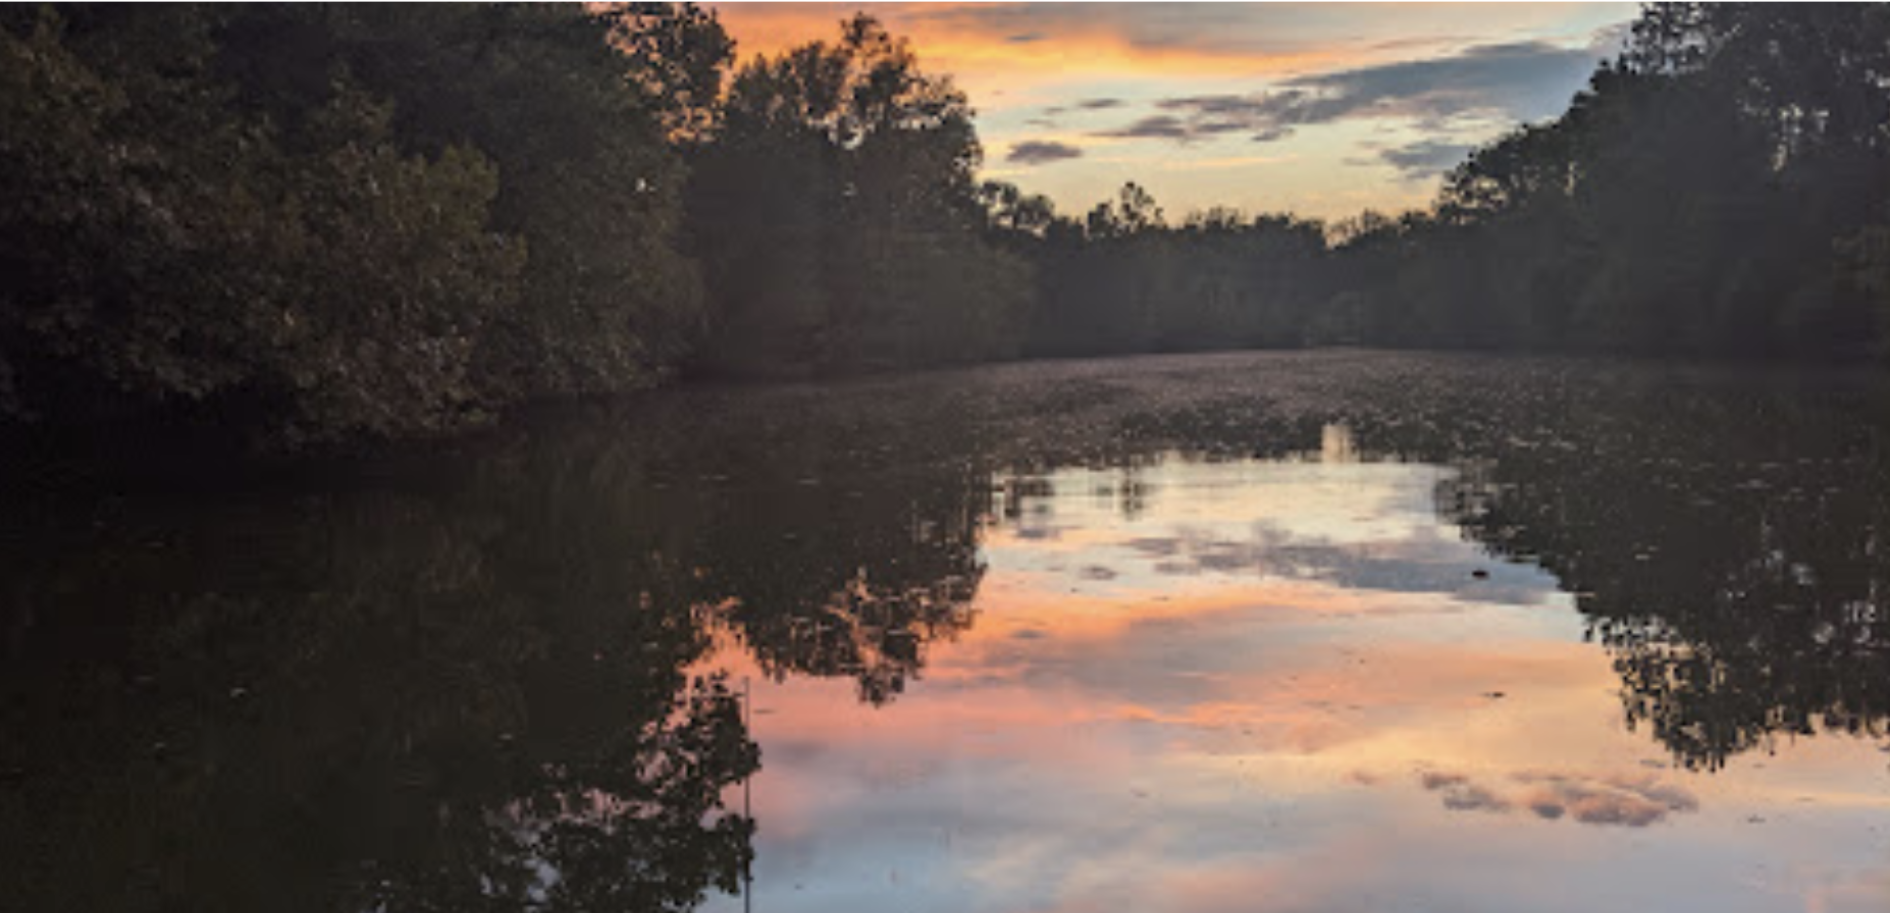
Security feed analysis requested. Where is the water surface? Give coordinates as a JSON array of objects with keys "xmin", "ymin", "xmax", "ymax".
[{"xmin": 4, "ymin": 352, "xmax": 1887, "ymax": 912}]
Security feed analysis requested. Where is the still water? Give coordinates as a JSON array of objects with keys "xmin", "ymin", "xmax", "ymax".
[{"xmin": 4, "ymin": 352, "xmax": 1888, "ymax": 912}]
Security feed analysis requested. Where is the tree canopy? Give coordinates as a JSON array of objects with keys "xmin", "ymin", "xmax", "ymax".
[
  {"xmin": 1, "ymin": 4, "xmax": 720, "ymax": 449},
  {"xmin": 7, "ymin": 3, "xmax": 1890, "ymax": 454}
]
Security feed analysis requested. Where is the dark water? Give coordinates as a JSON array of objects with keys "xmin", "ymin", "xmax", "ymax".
[{"xmin": 4, "ymin": 351, "xmax": 1888, "ymax": 913}]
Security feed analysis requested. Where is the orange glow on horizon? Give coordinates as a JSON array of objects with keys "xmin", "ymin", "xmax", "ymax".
[
  {"xmin": 703, "ymin": 3, "xmax": 1641, "ymax": 219},
  {"xmin": 708, "ymin": 2, "xmax": 1355, "ymax": 102}
]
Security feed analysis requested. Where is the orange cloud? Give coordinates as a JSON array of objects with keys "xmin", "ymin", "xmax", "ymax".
[
  {"xmin": 707, "ymin": 3, "xmax": 1627, "ymax": 114},
  {"xmin": 703, "ymin": 4, "xmax": 1639, "ymax": 219},
  {"xmin": 699, "ymin": 576, "xmax": 1618, "ymax": 779},
  {"xmin": 710, "ymin": 2, "xmax": 1350, "ymax": 93}
]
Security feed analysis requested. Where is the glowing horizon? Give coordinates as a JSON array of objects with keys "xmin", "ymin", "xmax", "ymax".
[{"xmin": 708, "ymin": 2, "xmax": 1638, "ymax": 221}]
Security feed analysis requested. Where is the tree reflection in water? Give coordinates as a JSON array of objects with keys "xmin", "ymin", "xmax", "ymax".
[
  {"xmin": 1422, "ymin": 373, "xmax": 1890, "ymax": 771},
  {"xmin": 1, "ymin": 379, "xmax": 1004, "ymax": 912},
  {"xmin": 6, "ymin": 353, "xmax": 1890, "ymax": 911}
]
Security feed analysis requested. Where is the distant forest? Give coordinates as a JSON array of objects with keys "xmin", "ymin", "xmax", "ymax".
[{"xmin": 6, "ymin": 3, "xmax": 1890, "ymax": 449}]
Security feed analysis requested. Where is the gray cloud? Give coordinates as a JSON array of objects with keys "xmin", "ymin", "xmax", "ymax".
[
  {"xmin": 1036, "ymin": 98, "xmax": 1124, "ymax": 131},
  {"xmin": 1008, "ymin": 140, "xmax": 1086, "ymax": 166},
  {"xmin": 1419, "ymin": 770, "xmax": 1701, "ymax": 828},
  {"xmin": 1419, "ymin": 771, "xmax": 1511, "ymax": 812},
  {"xmin": 1119, "ymin": 523, "xmax": 1556, "ymax": 607},
  {"xmin": 1513, "ymin": 772, "xmax": 1700, "ymax": 827},
  {"xmin": 1441, "ymin": 783, "xmax": 1512, "ymax": 813},
  {"xmin": 1378, "ymin": 139, "xmax": 1477, "ymax": 180},
  {"xmin": 1097, "ymin": 114, "xmax": 1194, "ymax": 141},
  {"xmin": 1094, "ymin": 40, "xmax": 1600, "ymax": 146},
  {"xmin": 1006, "ymin": 32, "xmax": 1046, "ymax": 44}
]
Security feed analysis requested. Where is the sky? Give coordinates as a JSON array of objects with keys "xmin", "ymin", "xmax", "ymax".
[{"xmin": 708, "ymin": 2, "xmax": 1640, "ymax": 221}]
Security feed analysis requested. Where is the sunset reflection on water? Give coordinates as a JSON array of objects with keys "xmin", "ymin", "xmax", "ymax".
[
  {"xmin": 698, "ymin": 432, "xmax": 1890, "ymax": 913},
  {"xmin": 10, "ymin": 353, "xmax": 1890, "ymax": 913}
]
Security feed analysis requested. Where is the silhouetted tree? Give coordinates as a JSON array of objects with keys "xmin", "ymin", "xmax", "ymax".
[
  {"xmin": 1011, "ymin": 183, "xmax": 1332, "ymax": 356},
  {"xmin": 1333, "ymin": 3, "xmax": 1890, "ymax": 361},
  {"xmin": 687, "ymin": 14, "xmax": 1032, "ymax": 376},
  {"xmin": 11, "ymin": 1, "xmax": 1890, "ymax": 456},
  {"xmin": 0, "ymin": 4, "xmax": 729, "ymax": 449}
]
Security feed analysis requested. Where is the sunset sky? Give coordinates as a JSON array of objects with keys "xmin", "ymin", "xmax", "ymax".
[{"xmin": 709, "ymin": 3, "xmax": 1639, "ymax": 221}]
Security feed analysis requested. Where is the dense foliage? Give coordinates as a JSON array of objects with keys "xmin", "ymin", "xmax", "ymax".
[
  {"xmin": 0, "ymin": 4, "xmax": 721, "ymax": 448},
  {"xmin": 1328, "ymin": 4, "xmax": 1890, "ymax": 358},
  {"xmin": 984, "ymin": 3, "xmax": 1890, "ymax": 360},
  {"xmin": 7, "ymin": 3, "xmax": 1890, "ymax": 450},
  {"xmin": 992, "ymin": 185, "xmax": 1337, "ymax": 356},
  {"xmin": 686, "ymin": 14, "xmax": 1030, "ymax": 375}
]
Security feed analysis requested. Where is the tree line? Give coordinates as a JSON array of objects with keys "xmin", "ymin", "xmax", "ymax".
[
  {"xmin": 981, "ymin": 4, "xmax": 1890, "ymax": 361},
  {"xmin": 6, "ymin": 3, "xmax": 1890, "ymax": 450},
  {"xmin": 2, "ymin": 4, "xmax": 731, "ymax": 449},
  {"xmin": 1330, "ymin": 4, "xmax": 1890, "ymax": 359}
]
